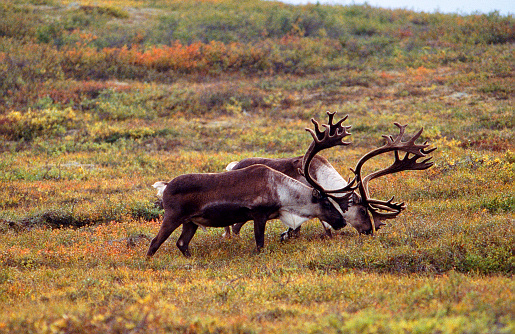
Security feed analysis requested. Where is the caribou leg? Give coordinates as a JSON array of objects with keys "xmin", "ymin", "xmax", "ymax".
[
  {"xmin": 223, "ymin": 222, "xmax": 246, "ymax": 238},
  {"xmin": 176, "ymin": 222, "xmax": 199, "ymax": 257},
  {"xmin": 320, "ymin": 220, "xmax": 333, "ymax": 238},
  {"xmin": 253, "ymin": 216, "xmax": 268, "ymax": 252},
  {"xmin": 147, "ymin": 212, "xmax": 184, "ymax": 257},
  {"xmin": 280, "ymin": 220, "xmax": 332, "ymax": 241},
  {"xmin": 222, "ymin": 226, "xmax": 231, "ymax": 238},
  {"xmin": 280, "ymin": 227, "xmax": 301, "ymax": 242},
  {"xmin": 231, "ymin": 222, "xmax": 246, "ymax": 235}
]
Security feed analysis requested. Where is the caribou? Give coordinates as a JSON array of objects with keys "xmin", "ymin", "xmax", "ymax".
[
  {"xmin": 225, "ymin": 112, "xmax": 436, "ymax": 239},
  {"xmin": 147, "ymin": 114, "xmax": 352, "ymax": 257}
]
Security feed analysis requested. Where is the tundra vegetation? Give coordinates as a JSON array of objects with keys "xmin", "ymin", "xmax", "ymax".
[{"xmin": 0, "ymin": 0, "xmax": 513, "ymax": 333}]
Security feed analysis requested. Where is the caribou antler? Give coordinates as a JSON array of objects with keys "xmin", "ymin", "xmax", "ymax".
[
  {"xmin": 352, "ymin": 123, "xmax": 434, "ymax": 175},
  {"xmin": 300, "ymin": 112, "xmax": 355, "ymax": 196},
  {"xmin": 352, "ymin": 123, "xmax": 436, "ymax": 232},
  {"xmin": 306, "ymin": 111, "xmax": 351, "ymax": 144}
]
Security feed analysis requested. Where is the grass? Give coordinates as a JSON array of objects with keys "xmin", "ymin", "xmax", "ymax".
[{"xmin": 0, "ymin": 0, "xmax": 514, "ymax": 333}]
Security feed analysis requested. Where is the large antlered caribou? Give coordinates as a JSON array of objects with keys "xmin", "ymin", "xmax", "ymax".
[
  {"xmin": 225, "ymin": 112, "xmax": 436, "ymax": 239},
  {"xmin": 147, "ymin": 113, "xmax": 353, "ymax": 257}
]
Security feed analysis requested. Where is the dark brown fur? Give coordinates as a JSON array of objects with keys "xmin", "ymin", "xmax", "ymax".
[{"xmin": 147, "ymin": 164, "xmax": 345, "ymax": 257}]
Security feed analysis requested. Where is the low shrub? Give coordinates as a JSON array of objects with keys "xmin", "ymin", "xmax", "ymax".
[{"xmin": 0, "ymin": 107, "xmax": 87, "ymax": 141}]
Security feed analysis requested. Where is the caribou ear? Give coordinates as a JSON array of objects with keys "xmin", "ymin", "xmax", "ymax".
[
  {"xmin": 333, "ymin": 195, "xmax": 350, "ymax": 213},
  {"xmin": 312, "ymin": 189, "xmax": 323, "ymax": 201},
  {"xmin": 350, "ymin": 192, "xmax": 362, "ymax": 205}
]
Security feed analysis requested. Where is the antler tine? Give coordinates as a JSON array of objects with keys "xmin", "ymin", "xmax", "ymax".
[
  {"xmin": 327, "ymin": 112, "xmax": 349, "ymax": 136},
  {"xmin": 383, "ymin": 122, "xmax": 406, "ymax": 145},
  {"xmin": 381, "ymin": 123, "xmax": 430, "ymax": 156},
  {"xmin": 366, "ymin": 196, "xmax": 407, "ymax": 234},
  {"xmin": 369, "ymin": 199, "xmax": 406, "ymax": 219},
  {"xmin": 308, "ymin": 118, "xmax": 326, "ymax": 141},
  {"xmin": 409, "ymin": 126, "xmax": 424, "ymax": 143},
  {"xmin": 422, "ymin": 146, "xmax": 437, "ymax": 155},
  {"xmin": 370, "ymin": 196, "xmax": 406, "ymax": 210}
]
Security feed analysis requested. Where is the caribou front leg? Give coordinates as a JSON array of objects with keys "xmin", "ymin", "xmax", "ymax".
[
  {"xmin": 253, "ymin": 216, "xmax": 268, "ymax": 252},
  {"xmin": 320, "ymin": 220, "xmax": 333, "ymax": 238},
  {"xmin": 280, "ymin": 221, "xmax": 332, "ymax": 242},
  {"xmin": 147, "ymin": 212, "xmax": 184, "ymax": 257},
  {"xmin": 222, "ymin": 226, "xmax": 231, "ymax": 238}
]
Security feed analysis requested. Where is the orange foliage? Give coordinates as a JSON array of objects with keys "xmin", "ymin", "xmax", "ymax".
[{"xmin": 407, "ymin": 66, "xmax": 436, "ymax": 83}]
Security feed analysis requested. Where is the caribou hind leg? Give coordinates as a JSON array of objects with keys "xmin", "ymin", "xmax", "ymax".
[
  {"xmin": 222, "ymin": 222, "xmax": 246, "ymax": 238},
  {"xmin": 231, "ymin": 222, "xmax": 246, "ymax": 235},
  {"xmin": 176, "ymin": 222, "xmax": 199, "ymax": 257}
]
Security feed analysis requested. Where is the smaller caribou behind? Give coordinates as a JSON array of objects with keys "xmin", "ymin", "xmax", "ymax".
[
  {"xmin": 147, "ymin": 114, "xmax": 352, "ymax": 257},
  {"xmin": 226, "ymin": 114, "xmax": 436, "ymax": 238}
]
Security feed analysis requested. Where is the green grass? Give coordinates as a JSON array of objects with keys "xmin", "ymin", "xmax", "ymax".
[{"xmin": 0, "ymin": 0, "xmax": 514, "ymax": 333}]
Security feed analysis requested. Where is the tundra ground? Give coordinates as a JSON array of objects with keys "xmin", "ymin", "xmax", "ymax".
[{"xmin": 0, "ymin": 1, "xmax": 513, "ymax": 333}]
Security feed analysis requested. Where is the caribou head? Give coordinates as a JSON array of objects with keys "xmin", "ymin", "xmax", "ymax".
[{"xmin": 348, "ymin": 122, "xmax": 437, "ymax": 234}]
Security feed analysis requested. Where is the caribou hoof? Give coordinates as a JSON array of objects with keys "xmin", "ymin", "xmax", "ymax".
[
  {"xmin": 280, "ymin": 227, "xmax": 301, "ymax": 242},
  {"xmin": 320, "ymin": 229, "xmax": 333, "ymax": 239},
  {"xmin": 181, "ymin": 249, "xmax": 192, "ymax": 258}
]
